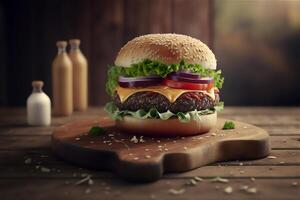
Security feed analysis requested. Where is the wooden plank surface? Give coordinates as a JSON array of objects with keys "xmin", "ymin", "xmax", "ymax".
[
  {"xmin": 0, "ymin": 165, "xmax": 299, "ymax": 179},
  {"xmin": 51, "ymin": 118, "xmax": 270, "ymax": 182},
  {"xmin": 0, "ymin": 178, "xmax": 299, "ymax": 200},
  {"xmin": 0, "ymin": 107, "xmax": 299, "ymax": 199},
  {"xmin": 0, "ymin": 150, "xmax": 299, "ymax": 166},
  {"xmin": 0, "ymin": 135, "xmax": 297, "ymax": 150}
]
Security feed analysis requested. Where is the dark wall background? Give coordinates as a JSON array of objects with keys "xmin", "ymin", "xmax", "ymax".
[
  {"xmin": 215, "ymin": 0, "xmax": 300, "ymax": 106},
  {"xmin": 1, "ymin": 0, "xmax": 300, "ymax": 107},
  {"xmin": 0, "ymin": 0, "xmax": 212, "ymax": 107}
]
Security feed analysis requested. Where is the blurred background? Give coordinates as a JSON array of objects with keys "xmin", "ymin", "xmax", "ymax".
[{"xmin": 0, "ymin": 0, "xmax": 300, "ymax": 107}]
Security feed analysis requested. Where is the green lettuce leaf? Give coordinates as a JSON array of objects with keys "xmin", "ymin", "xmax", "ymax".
[
  {"xmin": 106, "ymin": 59, "xmax": 224, "ymax": 95},
  {"xmin": 105, "ymin": 102, "xmax": 224, "ymax": 123}
]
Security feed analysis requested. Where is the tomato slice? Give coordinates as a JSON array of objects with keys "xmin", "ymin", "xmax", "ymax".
[{"xmin": 164, "ymin": 79, "xmax": 214, "ymax": 91}]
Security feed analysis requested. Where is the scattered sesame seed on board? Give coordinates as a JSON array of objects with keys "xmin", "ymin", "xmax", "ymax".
[
  {"xmin": 168, "ymin": 188, "xmax": 186, "ymax": 195},
  {"xmin": 240, "ymin": 185, "xmax": 249, "ymax": 190},
  {"xmin": 183, "ymin": 147, "xmax": 188, "ymax": 150},
  {"xmin": 133, "ymin": 157, "xmax": 139, "ymax": 160},
  {"xmin": 40, "ymin": 167, "xmax": 50, "ymax": 173},
  {"xmin": 24, "ymin": 158, "xmax": 32, "ymax": 164},
  {"xmin": 186, "ymin": 179, "xmax": 198, "ymax": 186},
  {"xmin": 291, "ymin": 182, "xmax": 298, "ymax": 187},
  {"xmin": 194, "ymin": 176, "xmax": 204, "ymax": 182},
  {"xmin": 130, "ymin": 136, "xmax": 139, "ymax": 143},
  {"xmin": 75, "ymin": 137, "xmax": 80, "ymax": 141},
  {"xmin": 251, "ymin": 177, "xmax": 256, "ymax": 182},
  {"xmin": 85, "ymin": 188, "xmax": 91, "ymax": 194},
  {"xmin": 211, "ymin": 177, "xmax": 229, "ymax": 183},
  {"xmin": 145, "ymin": 148, "xmax": 150, "ymax": 151},
  {"xmin": 145, "ymin": 155, "xmax": 151, "ymax": 159},
  {"xmin": 139, "ymin": 138, "xmax": 145, "ymax": 142},
  {"xmin": 75, "ymin": 175, "xmax": 91, "ymax": 185},
  {"xmin": 267, "ymin": 156, "xmax": 277, "ymax": 159},
  {"xmin": 224, "ymin": 186, "xmax": 233, "ymax": 194},
  {"xmin": 88, "ymin": 179, "xmax": 94, "ymax": 185},
  {"xmin": 246, "ymin": 187, "xmax": 257, "ymax": 194}
]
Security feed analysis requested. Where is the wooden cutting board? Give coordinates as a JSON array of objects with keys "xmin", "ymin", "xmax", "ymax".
[{"xmin": 52, "ymin": 117, "xmax": 270, "ymax": 182}]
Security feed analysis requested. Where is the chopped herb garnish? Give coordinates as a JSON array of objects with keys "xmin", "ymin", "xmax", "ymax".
[
  {"xmin": 223, "ymin": 121, "xmax": 235, "ymax": 130},
  {"xmin": 89, "ymin": 126, "xmax": 105, "ymax": 136}
]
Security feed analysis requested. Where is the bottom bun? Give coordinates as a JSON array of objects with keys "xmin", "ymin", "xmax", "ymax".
[{"xmin": 116, "ymin": 112, "xmax": 217, "ymax": 136}]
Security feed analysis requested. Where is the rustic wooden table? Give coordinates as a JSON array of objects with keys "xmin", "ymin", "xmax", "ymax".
[{"xmin": 0, "ymin": 107, "xmax": 299, "ymax": 199}]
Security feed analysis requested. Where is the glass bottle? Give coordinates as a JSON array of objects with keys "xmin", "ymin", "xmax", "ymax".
[
  {"xmin": 52, "ymin": 41, "xmax": 73, "ymax": 116},
  {"xmin": 27, "ymin": 81, "xmax": 51, "ymax": 126},
  {"xmin": 69, "ymin": 39, "xmax": 88, "ymax": 111}
]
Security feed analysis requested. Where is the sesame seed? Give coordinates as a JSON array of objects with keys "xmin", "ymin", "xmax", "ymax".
[{"xmin": 224, "ymin": 186, "xmax": 233, "ymax": 194}]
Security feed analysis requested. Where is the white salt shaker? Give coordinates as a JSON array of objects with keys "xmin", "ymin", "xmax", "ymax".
[{"xmin": 27, "ymin": 81, "xmax": 51, "ymax": 126}]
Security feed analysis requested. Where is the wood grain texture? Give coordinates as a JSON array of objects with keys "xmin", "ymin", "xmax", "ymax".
[
  {"xmin": 90, "ymin": 0, "xmax": 124, "ymax": 105},
  {"xmin": 52, "ymin": 117, "xmax": 270, "ymax": 182},
  {"xmin": 0, "ymin": 178, "xmax": 299, "ymax": 200},
  {"xmin": 1, "ymin": 165, "xmax": 299, "ymax": 179},
  {"xmin": 172, "ymin": 0, "xmax": 212, "ymax": 46},
  {"xmin": 0, "ymin": 134, "xmax": 295, "ymax": 151},
  {"xmin": 0, "ymin": 107, "xmax": 299, "ymax": 199},
  {"xmin": 0, "ymin": 150, "xmax": 298, "ymax": 166}
]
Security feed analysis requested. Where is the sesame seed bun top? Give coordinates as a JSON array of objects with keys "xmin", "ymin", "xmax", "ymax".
[{"xmin": 114, "ymin": 33, "xmax": 217, "ymax": 70}]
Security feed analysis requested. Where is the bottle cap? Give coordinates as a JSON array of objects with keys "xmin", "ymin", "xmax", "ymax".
[
  {"xmin": 32, "ymin": 80, "xmax": 44, "ymax": 89},
  {"xmin": 69, "ymin": 39, "xmax": 81, "ymax": 46},
  {"xmin": 56, "ymin": 41, "xmax": 67, "ymax": 48}
]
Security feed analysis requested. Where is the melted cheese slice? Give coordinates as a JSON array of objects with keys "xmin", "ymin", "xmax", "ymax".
[{"xmin": 116, "ymin": 86, "xmax": 215, "ymax": 103}]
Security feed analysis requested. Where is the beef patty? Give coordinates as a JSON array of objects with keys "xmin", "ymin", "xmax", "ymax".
[{"xmin": 113, "ymin": 91, "xmax": 219, "ymax": 113}]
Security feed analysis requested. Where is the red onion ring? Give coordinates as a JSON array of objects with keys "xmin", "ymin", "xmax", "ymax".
[
  {"xmin": 167, "ymin": 73, "xmax": 214, "ymax": 84},
  {"xmin": 118, "ymin": 76, "xmax": 163, "ymax": 88}
]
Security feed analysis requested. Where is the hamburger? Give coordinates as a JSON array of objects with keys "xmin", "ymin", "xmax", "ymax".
[{"xmin": 105, "ymin": 34, "xmax": 224, "ymax": 136}]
